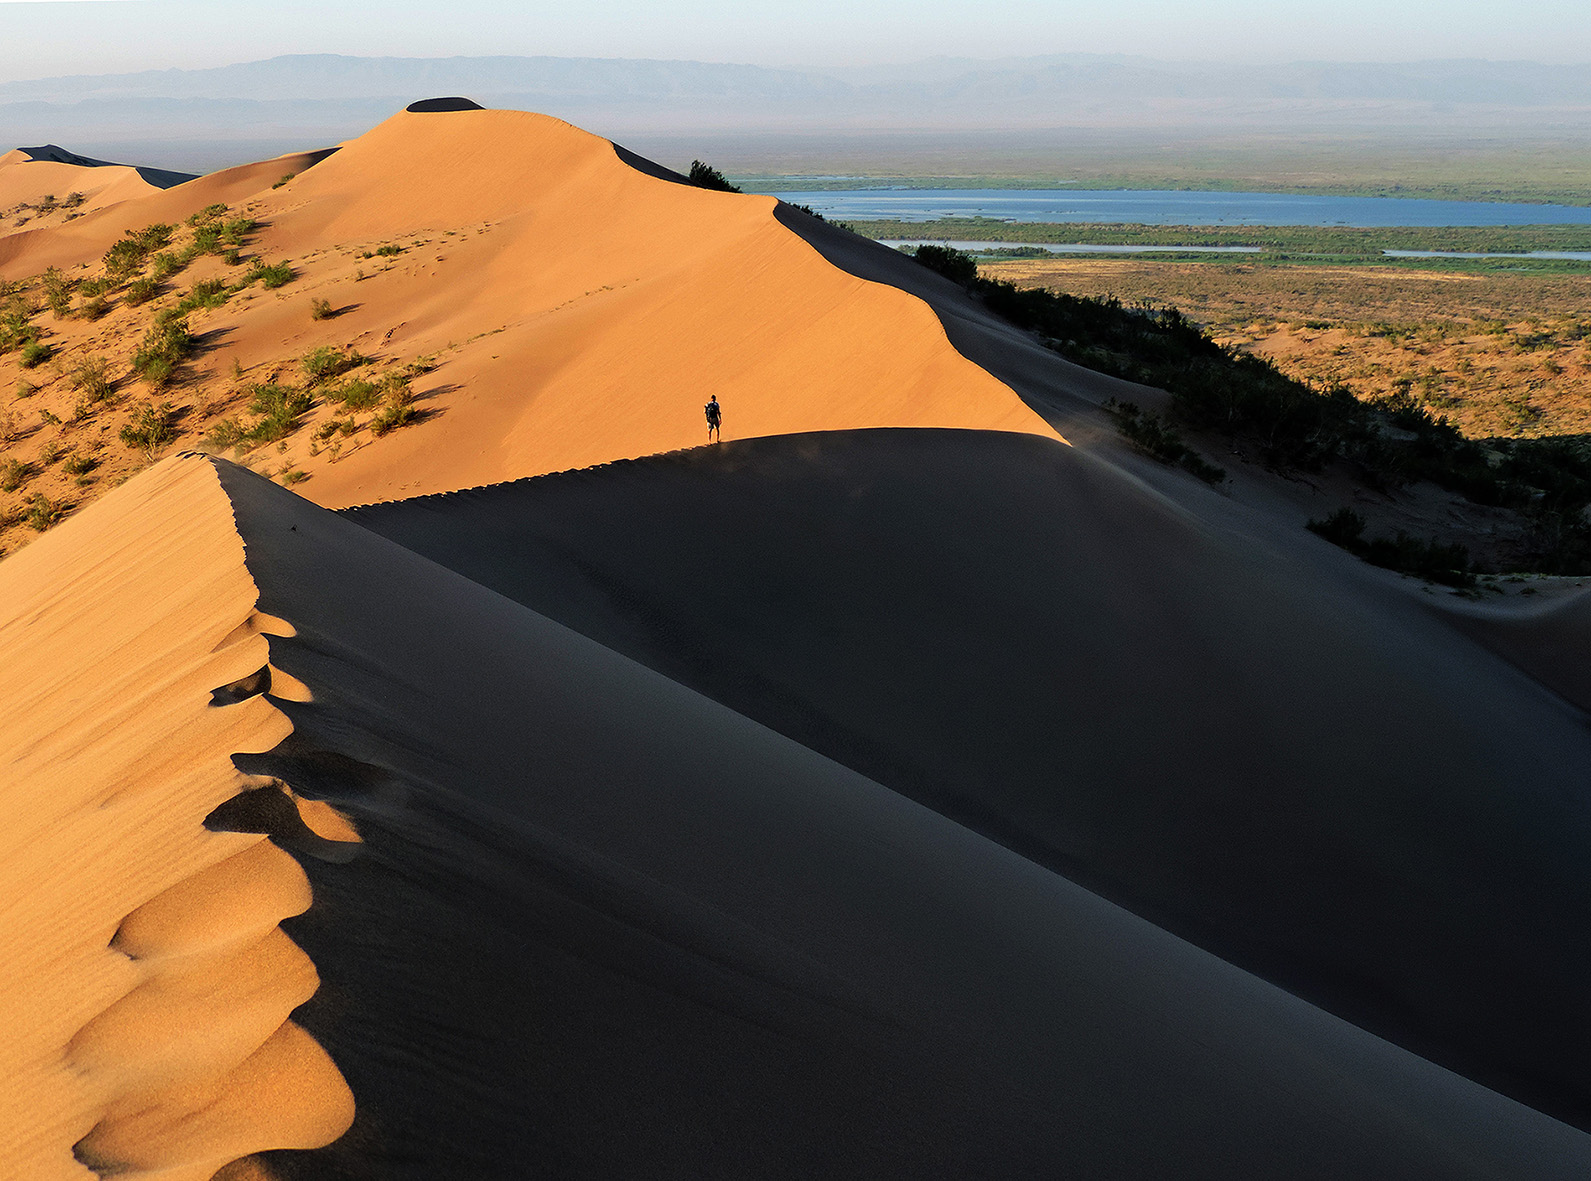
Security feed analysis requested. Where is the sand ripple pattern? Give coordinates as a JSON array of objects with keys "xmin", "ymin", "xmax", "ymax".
[{"xmin": 0, "ymin": 458, "xmax": 355, "ymax": 1180}]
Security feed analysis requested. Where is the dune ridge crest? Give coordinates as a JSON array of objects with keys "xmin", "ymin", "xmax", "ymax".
[{"xmin": 0, "ymin": 455, "xmax": 354, "ymax": 1180}]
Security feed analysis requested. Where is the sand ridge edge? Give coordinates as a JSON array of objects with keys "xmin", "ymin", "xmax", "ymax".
[{"xmin": 0, "ymin": 454, "xmax": 355, "ymax": 1181}]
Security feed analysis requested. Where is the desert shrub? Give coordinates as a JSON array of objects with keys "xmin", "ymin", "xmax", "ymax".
[
  {"xmin": 0, "ymin": 459, "xmax": 29, "ymax": 492},
  {"xmin": 301, "ymin": 346, "xmax": 363, "ymax": 384},
  {"xmin": 205, "ymin": 418, "xmax": 247, "ymax": 450},
  {"xmin": 0, "ymin": 300, "xmax": 39, "ymax": 354},
  {"xmin": 19, "ymin": 341, "xmax": 51, "ymax": 368},
  {"xmin": 370, "ymin": 379, "xmax": 418, "ymax": 436},
  {"xmin": 310, "ymin": 298, "xmax": 333, "ymax": 321},
  {"xmin": 191, "ymin": 224, "xmax": 222, "ymax": 254},
  {"xmin": 1107, "ymin": 400, "xmax": 1226, "ymax": 485},
  {"xmin": 41, "ymin": 268, "xmax": 72, "ymax": 318},
  {"xmin": 26, "ymin": 493, "xmax": 63, "ymax": 531},
  {"xmin": 328, "ymin": 377, "xmax": 380, "ymax": 410},
  {"xmin": 132, "ymin": 313, "xmax": 193, "ymax": 388},
  {"xmin": 77, "ymin": 296, "xmax": 107, "ymax": 321},
  {"xmin": 279, "ymin": 467, "xmax": 308, "ymax": 485},
  {"xmin": 73, "ymin": 356, "xmax": 115, "ymax": 403},
  {"xmin": 124, "ymin": 277, "xmax": 160, "ymax": 306},
  {"xmin": 911, "ymin": 244, "xmax": 980, "ymax": 285},
  {"xmin": 175, "ymin": 278, "xmax": 228, "ymax": 314},
  {"xmin": 219, "ymin": 217, "xmax": 256, "ymax": 248},
  {"xmin": 149, "ymin": 252, "xmax": 186, "ymax": 280},
  {"xmin": 687, "ymin": 160, "xmax": 741, "ymax": 193},
  {"xmin": 244, "ymin": 383, "xmax": 314, "ymax": 445},
  {"xmin": 15, "ymin": 380, "xmax": 35, "ymax": 399},
  {"xmin": 1308, "ymin": 507, "xmax": 1473, "ymax": 587},
  {"xmin": 272, "ymin": 173, "xmax": 296, "ymax": 189},
  {"xmin": 312, "ymin": 419, "xmax": 341, "ymax": 441},
  {"xmin": 102, "ymin": 223, "xmax": 173, "ymax": 282},
  {"xmin": 187, "ymin": 203, "xmax": 228, "ymax": 226},
  {"xmin": 38, "ymin": 408, "xmax": 61, "ymax": 427},
  {"xmin": 119, "ymin": 401, "xmax": 177, "ymax": 457},
  {"xmin": 244, "ymin": 260, "xmax": 294, "ymax": 289},
  {"xmin": 375, "ymin": 244, "xmax": 402, "ymax": 257},
  {"xmin": 61, "ymin": 451, "xmax": 96, "ymax": 476},
  {"xmin": 77, "ymin": 276, "xmax": 111, "ymax": 298},
  {"xmin": 38, "ymin": 442, "xmax": 61, "ymax": 464}
]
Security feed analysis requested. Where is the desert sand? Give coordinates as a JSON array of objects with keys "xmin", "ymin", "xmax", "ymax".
[
  {"xmin": 5, "ymin": 103, "xmax": 1591, "ymax": 1178},
  {"xmin": 0, "ymin": 147, "xmax": 186, "ymax": 233}
]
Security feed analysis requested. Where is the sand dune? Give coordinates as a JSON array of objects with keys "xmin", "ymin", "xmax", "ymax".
[
  {"xmin": 4, "ymin": 450, "xmax": 1589, "ymax": 1176},
  {"xmin": 0, "ymin": 458, "xmax": 352, "ymax": 1180},
  {"xmin": 0, "ymin": 147, "xmax": 166, "ymax": 228},
  {"xmin": 0, "ymin": 107, "xmax": 1055, "ymax": 529},
  {"xmin": 350, "ymin": 426, "xmax": 1591, "ymax": 1130},
  {"xmin": 8, "ymin": 103, "xmax": 1591, "ymax": 1177}
]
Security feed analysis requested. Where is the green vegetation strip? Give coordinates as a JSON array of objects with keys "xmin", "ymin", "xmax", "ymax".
[
  {"xmin": 848, "ymin": 219, "xmax": 1591, "ymax": 255},
  {"xmin": 911, "ymin": 243, "xmax": 1591, "ymax": 577}
]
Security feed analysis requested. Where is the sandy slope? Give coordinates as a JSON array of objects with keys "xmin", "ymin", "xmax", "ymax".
[
  {"xmin": 0, "ymin": 108, "xmax": 1055, "ymax": 525},
  {"xmin": 349, "ymin": 426, "xmax": 1591, "ymax": 1130},
  {"xmin": 0, "ymin": 458, "xmax": 352, "ymax": 1180},
  {"xmin": 0, "ymin": 148, "xmax": 161, "ymax": 225},
  {"xmin": 204, "ymin": 451, "xmax": 1588, "ymax": 1178}
]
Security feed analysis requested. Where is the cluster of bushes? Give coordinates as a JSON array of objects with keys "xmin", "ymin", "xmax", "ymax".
[
  {"xmin": 687, "ymin": 160, "xmax": 740, "ymax": 193},
  {"xmin": 131, "ymin": 311, "xmax": 193, "ymax": 389},
  {"xmin": 242, "ymin": 260, "xmax": 294, "ymax": 289},
  {"xmin": 1307, "ymin": 508, "xmax": 1474, "ymax": 587},
  {"xmin": 188, "ymin": 207, "xmax": 256, "ymax": 258},
  {"xmin": 910, "ymin": 243, "xmax": 1591, "ymax": 575},
  {"xmin": 206, "ymin": 382, "xmax": 313, "ymax": 452},
  {"xmin": 174, "ymin": 279, "xmax": 229, "ymax": 315},
  {"xmin": 1106, "ymin": 400, "xmax": 1226, "ymax": 485},
  {"xmin": 119, "ymin": 401, "xmax": 177, "ymax": 458},
  {"xmin": 301, "ymin": 345, "xmax": 366, "ymax": 385},
  {"xmin": 102, "ymin": 223, "xmax": 174, "ymax": 282},
  {"xmin": 0, "ymin": 296, "xmax": 42, "ymax": 359}
]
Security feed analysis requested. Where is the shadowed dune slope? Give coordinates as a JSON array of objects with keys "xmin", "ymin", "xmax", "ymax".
[
  {"xmin": 348, "ymin": 427, "xmax": 1591, "ymax": 1131},
  {"xmin": 178, "ymin": 452, "xmax": 1591, "ymax": 1179},
  {"xmin": 0, "ymin": 457, "xmax": 352, "ymax": 1181}
]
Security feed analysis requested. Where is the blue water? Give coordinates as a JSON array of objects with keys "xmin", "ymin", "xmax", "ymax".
[
  {"xmin": 771, "ymin": 188, "xmax": 1591, "ymax": 228},
  {"xmin": 879, "ymin": 239, "xmax": 1261, "ymax": 255},
  {"xmin": 880, "ymin": 239, "xmax": 1591, "ymax": 261}
]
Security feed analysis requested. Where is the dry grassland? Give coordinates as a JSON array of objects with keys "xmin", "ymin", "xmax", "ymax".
[{"xmin": 984, "ymin": 259, "xmax": 1591, "ymax": 439}]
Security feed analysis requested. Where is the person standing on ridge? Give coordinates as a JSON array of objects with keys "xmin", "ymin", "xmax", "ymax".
[{"xmin": 705, "ymin": 394, "xmax": 722, "ymax": 443}]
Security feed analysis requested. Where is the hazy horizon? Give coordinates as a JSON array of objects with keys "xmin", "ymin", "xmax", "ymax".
[{"xmin": 2, "ymin": 0, "xmax": 1591, "ymax": 85}]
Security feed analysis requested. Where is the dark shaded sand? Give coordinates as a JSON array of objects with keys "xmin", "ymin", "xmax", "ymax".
[
  {"xmin": 348, "ymin": 427, "xmax": 1591, "ymax": 1134},
  {"xmin": 194, "ymin": 450, "xmax": 1589, "ymax": 1179}
]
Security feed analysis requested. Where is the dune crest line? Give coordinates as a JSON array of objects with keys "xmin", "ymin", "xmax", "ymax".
[{"xmin": 0, "ymin": 455, "xmax": 355, "ymax": 1180}]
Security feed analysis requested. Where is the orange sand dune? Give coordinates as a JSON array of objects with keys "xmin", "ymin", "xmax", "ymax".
[
  {"xmin": 0, "ymin": 149, "xmax": 337, "ymax": 273},
  {"xmin": 0, "ymin": 458, "xmax": 352, "ymax": 1180},
  {"xmin": 244, "ymin": 107, "xmax": 1057, "ymax": 502},
  {"xmin": 0, "ymin": 108, "xmax": 1056, "ymax": 513},
  {"xmin": 0, "ymin": 148, "xmax": 164, "ymax": 226}
]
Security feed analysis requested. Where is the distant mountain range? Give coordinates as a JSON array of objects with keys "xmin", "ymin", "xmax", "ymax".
[{"xmin": 3, "ymin": 53, "xmax": 1588, "ymax": 175}]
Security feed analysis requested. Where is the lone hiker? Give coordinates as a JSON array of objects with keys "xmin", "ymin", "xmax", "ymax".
[{"xmin": 705, "ymin": 394, "xmax": 722, "ymax": 443}]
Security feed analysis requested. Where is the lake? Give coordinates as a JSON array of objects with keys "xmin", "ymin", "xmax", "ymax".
[
  {"xmin": 878, "ymin": 239, "xmax": 1261, "ymax": 255},
  {"xmin": 770, "ymin": 188, "xmax": 1591, "ymax": 228},
  {"xmin": 878, "ymin": 239, "xmax": 1591, "ymax": 261}
]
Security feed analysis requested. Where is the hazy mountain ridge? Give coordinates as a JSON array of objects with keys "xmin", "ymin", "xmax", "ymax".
[{"xmin": 3, "ymin": 52, "xmax": 1589, "ymax": 127}]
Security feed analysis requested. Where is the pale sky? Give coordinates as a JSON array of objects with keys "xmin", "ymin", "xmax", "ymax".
[{"xmin": 0, "ymin": 0, "xmax": 1588, "ymax": 84}]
